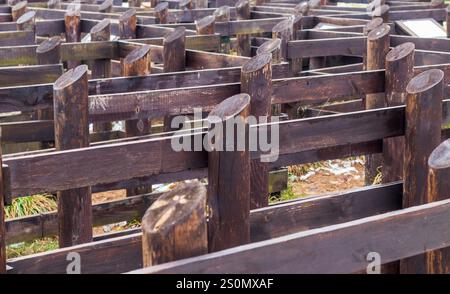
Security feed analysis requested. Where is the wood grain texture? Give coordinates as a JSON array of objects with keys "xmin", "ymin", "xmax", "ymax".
[
  {"xmin": 142, "ymin": 181, "xmax": 207, "ymax": 266},
  {"xmin": 401, "ymin": 69, "xmax": 444, "ymax": 274}
]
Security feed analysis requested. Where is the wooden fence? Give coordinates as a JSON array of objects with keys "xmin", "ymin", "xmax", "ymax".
[{"xmin": 0, "ymin": 0, "xmax": 449, "ymax": 274}]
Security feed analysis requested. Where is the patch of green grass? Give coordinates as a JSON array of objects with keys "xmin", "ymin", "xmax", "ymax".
[
  {"xmin": 269, "ymin": 185, "xmax": 305, "ymax": 203},
  {"xmin": 7, "ymin": 237, "xmax": 59, "ymax": 259},
  {"xmin": 5, "ymin": 194, "xmax": 57, "ymax": 219},
  {"xmin": 444, "ymin": 122, "xmax": 450, "ymax": 129}
]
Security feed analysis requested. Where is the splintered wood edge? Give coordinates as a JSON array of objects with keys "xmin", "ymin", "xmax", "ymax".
[
  {"xmin": 208, "ymin": 93, "xmax": 250, "ymax": 121},
  {"xmin": 123, "ymin": 45, "xmax": 151, "ymax": 64},
  {"xmin": 386, "ymin": 42, "xmax": 415, "ymax": 62},
  {"xmin": 242, "ymin": 53, "xmax": 271, "ymax": 74},
  {"xmin": 272, "ymin": 18, "xmax": 293, "ymax": 33},
  {"xmin": 365, "ymin": 17, "xmax": 383, "ymax": 32},
  {"xmin": 66, "ymin": 3, "xmax": 81, "ymax": 16},
  {"xmin": 16, "ymin": 10, "xmax": 35, "ymax": 24},
  {"xmin": 12, "ymin": 1, "xmax": 27, "ymax": 12},
  {"xmin": 98, "ymin": 0, "xmax": 113, "ymax": 11},
  {"xmin": 54, "ymin": 64, "xmax": 88, "ymax": 90},
  {"xmin": 236, "ymin": 0, "xmax": 248, "ymax": 9},
  {"xmin": 196, "ymin": 15, "xmax": 215, "ymax": 28},
  {"xmin": 120, "ymin": 8, "xmax": 136, "ymax": 21},
  {"xmin": 36, "ymin": 36, "xmax": 61, "ymax": 53},
  {"xmin": 142, "ymin": 181, "xmax": 206, "ymax": 234},
  {"xmin": 367, "ymin": 23, "xmax": 390, "ymax": 41},
  {"xmin": 90, "ymin": 18, "xmax": 110, "ymax": 34},
  {"xmin": 164, "ymin": 26, "xmax": 185, "ymax": 43},
  {"xmin": 256, "ymin": 38, "xmax": 281, "ymax": 55},
  {"xmin": 406, "ymin": 69, "xmax": 444, "ymax": 94},
  {"xmin": 428, "ymin": 139, "xmax": 450, "ymax": 169},
  {"xmin": 155, "ymin": 2, "xmax": 169, "ymax": 12}
]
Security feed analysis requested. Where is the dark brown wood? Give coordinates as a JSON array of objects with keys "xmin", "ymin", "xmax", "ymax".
[
  {"xmin": 36, "ymin": 36, "xmax": 62, "ymax": 65},
  {"xmin": 365, "ymin": 23, "xmax": 390, "ymax": 185},
  {"xmin": 179, "ymin": 0, "xmax": 193, "ymax": 10},
  {"xmin": 400, "ymin": 69, "xmax": 444, "ymax": 274},
  {"xmin": 135, "ymin": 198, "xmax": 450, "ymax": 274},
  {"xmin": 11, "ymin": 1, "xmax": 27, "ymax": 22},
  {"xmin": 272, "ymin": 18, "xmax": 292, "ymax": 62},
  {"xmin": 0, "ymin": 145, "xmax": 5, "ymax": 274},
  {"xmin": 257, "ymin": 38, "xmax": 282, "ymax": 64},
  {"xmin": 16, "ymin": 10, "xmax": 35, "ymax": 32},
  {"xmin": 426, "ymin": 139, "xmax": 450, "ymax": 273},
  {"xmin": 207, "ymin": 93, "xmax": 251, "ymax": 252},
  {"xmin": 129, "ymin": 0, "xmax": 142, "ymax": 7},
  {"xmin": 36, "ymin": 36, "xmax": 62, "ymax": 149},
  {"xmin": 119, "ymin": 9, "xmax": 137, "ymax": 39},
  {"xmin": 53, "ymin": 65, "xmax": 92, "ymax": 247},
  {"xmin": 90, "ymin": 19, "xmax": 112, "ymax": 133},
  {"xmin": 196, "ymin": 15, "xmax": 215, "ymax": 35},
  {"xmin": 155, "ymin": 2, "xmax": 169, "ymax": 24},
  {"xmin": 363, "ymin": 17, "xmax": 383, "ymax": 35},
  {"xmin": 121, "ymin": 45, "xmax": 152, "ymax": 196},
  {"xmin": 141, "ymin": 181, "xmax": 207, "ymax": 266},
  {"xmin": 98, "ymin": 0, "xmax": 113, "ymax": 13},
  {"xmin": 236, "ymin": 0, "xmax": 251, "ymax": 57},
  {"xmin": 383, "ymin": 42, "xmax": 415, "ymax": 184},
  {"xmin": 241, "ymin": 54, "xmax": 272, "ymax": 209},
  {"xmin": 163, "ymin": 26, "xmax": 186, "ymax": 72},
  {"xmin": 64, "ymin": 3, "xmax": 81, "ymax": 69},
  {"xmin": 214, "ymin": 6, "xmax": 230, "ymax": 53}
]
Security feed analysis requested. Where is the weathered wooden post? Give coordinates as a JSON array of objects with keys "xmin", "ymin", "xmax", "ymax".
[
  {"xmin": 90, "ymin": 19, "xmax": 112, "ymax": 79},
  {"xmin": 163, "ymin": 27, "xmax": 186, "ymax": 72},
  {"xmin": 446, "ymin": 5, "xmax": 450, "ymax": 38},
  {"xmin": 257, "ymin": 38, "xmax": 282, "ymax": 64},
  {"xmin": 272, "ymin": 19, "xmax": 292, "ymax": 64},
  {"xmin": 129, "ymin": 0, "xmax": 142, "ymax": 7},
  {"xmin": 16, "ymin": 10, "xmax": 35, "ymax": 32},
  {"xmin": 90, "ymin": 19, "xmax": 112, "ymax": 133},
  {"xmin": 214, "ymin": 6, "xmax": 230, "ymax": 53},
  {"xmin": 36, "ymin": 36, "xmax": 62, "ymax": 149},
  {"xmin": 236, "ymin": 0, "xmax": 250, "ymax": 57},
  {"xmin": 122, "ymin": 45, "xmax": 152, "ymax": 196},
  {"xmin": 194, "ymin": 0, "xmax": 207, "ymax": 8},
  {"xmin": 98, "ymin": 0, "xmax": 113, "ymax": 13},
  {"xmin": 383, "ymin": 42, "xmax": 415, "ymax": 183},
  {"xmin": 426, "ymin": 139, "xmax": 450, "ymax": 273},
  {"xmin": 65, "ymin": 3, "xmax": 81, "ymax": 69},
  {"xmin": 141, "ymin": 181, "xmax": 208, "ymax": 266},
  {"xmin": 241, "ymin": 53, "xmax": 272, "ymax": 209},
  {"xmin": 207, "ymin": 93, "xmax": 251, "ymax": 252},
  {"xmin": 119, "ymin": 9, "xmax": 137, "ymax": 39},
  {"xmin": 163, "ymin": 27, "xmax": 186, "ymax": 131},
  {"xmin": 196, "ymin": 15, "xmax": 215, "ymax": 35},
  {"xmin": 11, "ymin": 1, "xmax": 27, "ymax": 22},
  {"xmin": 431, "ymin": 0, "xmax": 445, "ymax": 9},
  {"xmin": 372, "ymin": 4, "xmax": 389, "ymax": 22},
  {"xmin": 0, "ymin": 146, "xmax": 6, "ymax": 274},
  {"xmin": 400, "ymin": 69, "xmax": 444, "ymax": 274},
  {"xmin": 295, "ymin": 2, "xmax": 309, "ymax": 16},
  {"xmin": 364, "ymin": 23, "xmax": 390, "ymax": 185},
  {"xmin": 47, "ymin": 0, "xmax": 61, "ymax": 9},
  {"xmin": 155, "ymin": 2, "xmax": 169, "ymax": 24},
  {"xmin": 53, "ymin": 65, "xmax": 92, "ymax": 247},
  {"xmin": 363, "ymin": 17, "xmax": 383, "ymax": 36}
]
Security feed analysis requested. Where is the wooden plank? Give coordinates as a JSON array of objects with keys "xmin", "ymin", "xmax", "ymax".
[
  {"xmin": 133, "ymin": 198, "xmax": 450, "ymax": 274},
  {"xmin": 287, "ymin": 37, "xmax": 366, "ymax": 58},
  {"xmin": 0, "ymin": 64, "xmax": 63, "ymax": 87}
]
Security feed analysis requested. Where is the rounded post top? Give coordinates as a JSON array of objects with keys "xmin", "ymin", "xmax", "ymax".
[
  {"xmin": 36, "ymin": 36, "xmax": 61, "ymax": 54},
  {"xmin": 54, "ymin": 65, "xmax": 88, "ymax": 91},
  {"xmin": 367, "ymin": 23, "xmax": 390, "ymax": 41},
  {"xmin": 120, "ymin": 8, "xmax": 136, "ymax": 21},
  {"xmin": 256, "ymin": 38, "xmax": 281, "ymax": 56},
  {"xmin": 386, "ymin": 42, "xmax": 415, "ymax": 62},
  {"xmin": 406, "ymin": 69, "xmax": 444, "ymax": 94},
  {"xmin": 164, "ymin": 26, "xmax": 186, "ymax": 43},
  {"xmin": 428, "ymin": 139, "xmax": 450, "ymax": 170},
  {"xmin": 65, "ymin": 2, "xmax": 81, "ymax": 17},
  {"xmin": 242, "ymin": 53, "xmax": 272, "ymax": 74},
  {"xmin": 16, "ymin": 10, "xmax": 35, "ymax": 24},
  {"xmin": 208, "ymin": 94, "xmax": 250, "ymax": 121},
  {"xmin": 90, "ymin": 18, "xmax": 111, "ymax": 34},
  {"xmin": 123, "ymin": 45, "xmax": 151, "ymax": 65}
]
